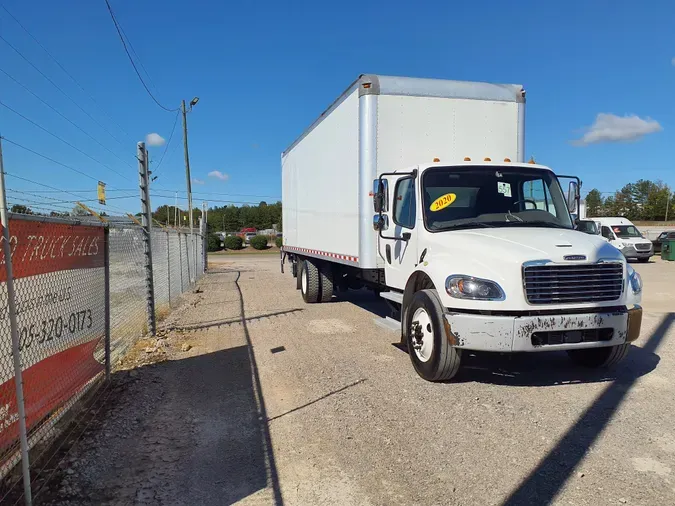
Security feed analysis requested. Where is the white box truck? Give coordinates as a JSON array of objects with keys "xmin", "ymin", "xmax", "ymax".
[{"xmin": 281, "ymin": 74, "xmax": 643, "ymax": 382}]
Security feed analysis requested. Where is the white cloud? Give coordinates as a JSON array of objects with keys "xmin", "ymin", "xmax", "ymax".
[
  {"xmin": 671, "ymin": 57, "xmax": 675, "ymax": 66},
  {"xmin": 208, "ymin": 170, "xmax": 229, "ymax": 181},
  {"xmin": 192, "ymin": 178, "xmax": 205, "ymax": 185},
  {"xmin": 145, "ymin": 133, "xmax": 166, "ymax": 147},
  {"xmin": 573, "ymin": 113, "xmax": 662, "ymax": 146}
]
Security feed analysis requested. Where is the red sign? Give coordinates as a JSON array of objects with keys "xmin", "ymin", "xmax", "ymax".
[
  {"xmin": 0, "ymin": 219, "xmax": 105, "ymax": 456},
  {"xmin": 0, "ymin": 220, "xmax": 104, "ymax": 282}
]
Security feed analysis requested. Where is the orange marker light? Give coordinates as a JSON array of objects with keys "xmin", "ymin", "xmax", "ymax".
[
  {"xmin": 464, "ymin": 157, "xmax": 471, "ymax": 161},
  {"xmin": 504, "ymin": 158, "xmax": 511, "ymax": 162},
  {"xmin": 528, "ymin": 157, "xmax": 536, "ymax": 164},
  {"xmin": 433, "ymin": 157, "xmax": 440, "ymax": 162},
  {"xmin": 484, "ymin": 157, "xmax": 491, "ymax": 162},
  {"xmin": 362, "ymin": 83, "xmax": 371, "ymax": 89}
]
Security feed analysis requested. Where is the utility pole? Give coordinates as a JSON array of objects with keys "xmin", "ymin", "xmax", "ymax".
[
  {"xmin": 0, "ymin": 138, "xmax": 33, "ymax": 506},
  {"xmin": 138, "ymin": 142, "xmax": 156, "ymax": 336},
  {"xmin": 182, "ymin": 97, "xmax": 199, "ymax": 282},
  {"xmin": 666, "ymin": 192, "xmax": 672, "ymax": 222}
]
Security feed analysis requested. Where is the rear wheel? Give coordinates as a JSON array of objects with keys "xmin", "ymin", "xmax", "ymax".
[
  {"xmin": 300, "ymin": 259, "xmax": 320, "ymax": 303},
  {"xmin": 318, "ymin": 263, "xmax": 333, "ymax": 302},
  {"xmin": 567, "ymin": 343, "xmax": 630, "ymax": 368},
  {"xmin": 296, "ymin": 260, "xmax": 303, "ymax": 290},
  {"xmin": 405, "ymin": 289, "xmax": 461, "ymax": 381}
]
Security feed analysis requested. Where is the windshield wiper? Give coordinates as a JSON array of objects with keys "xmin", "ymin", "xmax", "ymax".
[
  {"xmin": 501, "ymin": 220, "xmax": 571, "ymax": 229},
  {"xmin": 433, "ymin": 222, "xmax": 496, "ymax": 231}
]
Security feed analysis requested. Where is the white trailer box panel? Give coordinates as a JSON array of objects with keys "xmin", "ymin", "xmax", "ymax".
[{"xmin": 282, "ymin": 75, "xmax": 525, "ymax": 269}]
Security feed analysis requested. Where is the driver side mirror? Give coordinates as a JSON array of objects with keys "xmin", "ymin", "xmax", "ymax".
[
  {"xmin": 566, "ymin": 181, "xmax": 579, "ymax": 213},
  {"xmin": 373, "ymin": 214, "xmax": 389, "ymax": 231},
  {"xmin": 372, "ymin": 179, "xmax": 389, "ymax": 213}
]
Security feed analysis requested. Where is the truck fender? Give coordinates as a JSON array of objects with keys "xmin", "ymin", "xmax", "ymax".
[{"xmin": 400, "ymin": 269, "xmax": 436, "ymax": 343}]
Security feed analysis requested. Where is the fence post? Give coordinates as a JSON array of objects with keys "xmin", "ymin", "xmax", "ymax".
[
  {"xmin": 167, "ymin": 232, "xmax": 172, "ymax": 308},
  {"xmin": 0, "ymin": 139, "xmax": 32, "ymax": 505},
  {"xmin": 104, "ymin": 226, "xmax": 111, "ymax": 381},
  {"xmin": 138, "ymin": 142, "xmax": 156, "ymax": 336},
  {"xmin": 178, "ymin": 233, "xmax": 184, "ymax": 292},
  {"xmin": 184, "ymin": 231, "xmax": 192, "ymax": 289}
]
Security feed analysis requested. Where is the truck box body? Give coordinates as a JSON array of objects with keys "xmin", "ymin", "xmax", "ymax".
[{"xmin": 282, "ymin": 75, "xmax": 526, "ymax": 269}]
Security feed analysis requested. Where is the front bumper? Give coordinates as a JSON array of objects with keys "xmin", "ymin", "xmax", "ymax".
[
  {"xmin": 445, "ymin": 305, "xmax": 642, "ymax": 352},
  {"xmin": 621, "ymin": 245, "xmax": 653, "ymax": 259}
]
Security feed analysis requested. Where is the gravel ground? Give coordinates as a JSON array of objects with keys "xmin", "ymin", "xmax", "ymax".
[{"xmin": 36, "ymin": 255, "xmax": 675, "ymax": 505}]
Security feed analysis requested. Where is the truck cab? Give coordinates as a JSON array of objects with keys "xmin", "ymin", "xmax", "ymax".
[{"xmin": 372, "ymin": 159, "xmax": 642, "ymax": 380}]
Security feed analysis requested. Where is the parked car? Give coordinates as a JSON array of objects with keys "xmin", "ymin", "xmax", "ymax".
[
  {"xmin": 244, "ymin": 232, "xmax": 257, "ymax": 244},
  {"xmin": 592, "ymin": 217, "xmax": 653, "ymax": 262},
  {"xmin": 653, "ymin": 230, "xmax": 675, "ymax": 253}
]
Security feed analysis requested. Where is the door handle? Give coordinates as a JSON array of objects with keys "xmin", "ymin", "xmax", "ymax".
[{"xmin": 386, "ymin": 244, "xmax": 391, "ymax": 264}]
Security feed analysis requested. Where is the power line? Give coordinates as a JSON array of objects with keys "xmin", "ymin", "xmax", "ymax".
[
  {"xmin": 0, "ymin": 33, "xmax": 129, "ymax": 149},
  {"xmin": 7, "ymin": 188, "xmax": 137, "ymax": 205},
  {"xmin": 3, "ymin": 172, "xmax": 132, "ymax": 215},
  {"xmin": 103, "ymin": 0, "xmax": 179, "ymax": 113},
  {"xmin": 151, "ymin": 111, "xmax": 180, "ymax": 176},
  {"xmin": 0, "ymin": 104, "xmax": 133, "ymax": 181},
  {"xmin": 0, "ymin": 3, "xmax": 134, "ymax": 143},
  {"xmin": 0, "ymin": 66, "xmax": 135, "ymax": 170}
]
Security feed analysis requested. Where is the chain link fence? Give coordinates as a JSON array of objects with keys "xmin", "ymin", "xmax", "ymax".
[{"xmin": 0, "ymin": 214, "xmax": 205, "ymax": 503}]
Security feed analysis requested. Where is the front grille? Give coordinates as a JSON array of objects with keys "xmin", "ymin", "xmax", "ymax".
[
  {"xmin": 531, "ymin": 328, "xmax": 614, "ymax": 346},
  {"xmin": 635, "ymin": 243, "xmax": 652, "ymax": 251},
  {"xmin": 523, "ymin": 263, "xmax": 623, "ymax": 304}
]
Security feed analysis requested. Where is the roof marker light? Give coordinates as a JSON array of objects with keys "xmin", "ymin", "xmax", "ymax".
[
  {"xmin": 484, "ymin": 157, "xmax": 491, "ymax": 162},
  {"xmin": 464, "ymin": 157, "xmax": 471, "ymax": 161},
  {"xmin": 504, "ymin": 158, "xmax": 511, "ymax": 162},
  {"xmin": 433, "ymin": 157, "xmax": 440, "ymax": 162}
]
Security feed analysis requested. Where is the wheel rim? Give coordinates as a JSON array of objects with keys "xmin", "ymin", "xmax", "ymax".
[
  {"xmin": 411, "ymin": 307, "xmax": 434, "ymax": 362},
  {"xmin": 301, "ymin": 265, "xmax": 308, "ymax": 293}
]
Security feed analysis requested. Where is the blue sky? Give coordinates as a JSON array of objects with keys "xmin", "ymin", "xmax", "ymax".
[{"xmin": 0, "ymin": 0, "xmax": 673, "ymax": 216}]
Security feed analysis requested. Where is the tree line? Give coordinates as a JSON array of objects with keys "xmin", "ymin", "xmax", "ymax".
[
  {"xmin": 151, "ymin": 201, "xmax": 282, "ymax": 232},
  {"xmin": 585, "ymin": 179, "xmax": 674, "ymax": 222}
]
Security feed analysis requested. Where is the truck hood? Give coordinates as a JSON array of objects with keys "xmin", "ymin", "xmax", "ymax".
[{"xmin": 422, "ymin": 227, "xmax": 630, "ymax": 311}]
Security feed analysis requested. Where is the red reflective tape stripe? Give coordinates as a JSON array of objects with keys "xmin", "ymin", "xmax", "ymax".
[{"xmin": 284, "ymin": 246, "xmax": 358, "ymax": 263}]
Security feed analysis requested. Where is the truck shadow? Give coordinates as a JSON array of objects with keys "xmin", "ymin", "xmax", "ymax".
[{"xmin": 501, "ymin": 312, "xmax": 674, "ymax": 506}]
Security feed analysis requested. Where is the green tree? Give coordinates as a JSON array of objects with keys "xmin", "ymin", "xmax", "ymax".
[
  {"xmin": 585, "ymin": 189, "xmax": 603, "ymax": 217},
  {"xmin": 10, "ymin": 204, "xmax": 32, "ymax": 214}
]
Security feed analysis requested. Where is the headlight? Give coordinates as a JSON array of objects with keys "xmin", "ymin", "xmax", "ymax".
[
  {"xmin": 627, "ymin": 265, "xmax": 642, "ymax": 294},
  {"xmin": 445, "ymin": 275, "xmax": 505, "ymax": 301}
]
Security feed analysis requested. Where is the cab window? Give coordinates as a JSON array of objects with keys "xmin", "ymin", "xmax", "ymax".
[
  {"xmin": 601, "ymin": 226, "xmax": 614, "ymax": 240},
  {"xmin": 520, "ymin": 178, "xmax": 558, "ymax": 217},
  {"xmin": 393, "ymin": 177, "xmax": 416, "ymax": 229}
]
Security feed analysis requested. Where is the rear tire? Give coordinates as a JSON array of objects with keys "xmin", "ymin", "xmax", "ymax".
[
  {"xmin": 318, "ymin": 263, "xmax": 333, "ymax": 302},
  {"xmin": 567, "ymin": 343, "xmax": 630, "ymax": 368},
  {"xmin": 405, "ymin": 289, "xmax": 461, "ymax": 381},
  {"xmin": 296, "ymin": 260, "xmax": 303, "ymax": 290},
  {"xmin": 300, "ymin": 259, "xmax": 320, "ymax": 303}
]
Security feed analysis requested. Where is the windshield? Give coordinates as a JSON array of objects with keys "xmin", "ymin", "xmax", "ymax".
[
  {"xmin": 612, "ymin": 225, "xmax": 642, "ymax": 239},
  {"xmin": 422, "ymin": 166, "xmax": 573, "ymax": 231}
]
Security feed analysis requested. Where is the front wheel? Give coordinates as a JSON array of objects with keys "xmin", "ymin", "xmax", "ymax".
[
  {"xmin": 405, "ymin": 289, "xmax": 461, "ymax": 382},
  {"xmin": 567, "ymin": 343, "xmax": 630, "ymax": 368}
]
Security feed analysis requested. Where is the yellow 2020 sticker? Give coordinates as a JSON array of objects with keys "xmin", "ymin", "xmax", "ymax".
[{"xmin": 430, "ymin": 193, "xmax": 456, "ymax": 212}]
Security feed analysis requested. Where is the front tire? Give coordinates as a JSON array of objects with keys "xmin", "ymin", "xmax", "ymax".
[
  {"xmin": 567, "ymin": 343, "xmax": 630, "ymax": 368},
  {"xmin": 300, "ymin": 259, "xmax": 320, "ymax": 303},
  {"xmin": 405, "ymin": 289, "xmax": 461, "ymax": 381}
]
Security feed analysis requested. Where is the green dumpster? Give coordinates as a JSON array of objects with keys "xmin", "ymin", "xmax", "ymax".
[{"xmin": 662, "ymin": 239, "xmax": 675, "ymax": 261}]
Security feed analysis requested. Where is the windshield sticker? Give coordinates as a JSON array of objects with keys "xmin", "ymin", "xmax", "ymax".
[
  {"xmin": 497, "ymin": 182, "xmax": 512, "ymax": 197},
  {"xmin": 430, "ymin": 193, "xmax": 457, "ymax": 212}
]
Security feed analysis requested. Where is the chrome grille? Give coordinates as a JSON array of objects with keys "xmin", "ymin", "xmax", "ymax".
[{"xmin": 523, "ymin": 263, "xmax": 623, "ymax": 304}]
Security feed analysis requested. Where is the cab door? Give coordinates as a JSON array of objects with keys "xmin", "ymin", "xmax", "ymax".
[{"xmin": 378, "ymin": 175, "xmax": 419, "ymax": 290}]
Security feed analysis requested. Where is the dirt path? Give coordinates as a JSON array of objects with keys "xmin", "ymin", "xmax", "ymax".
[
  {"xmin": 39, "ymin": 256, "xmax": 675, "ymax": 505},
  {"xmin": 40, "ymin": 267, "xmax": 283, "ymax": 505}
]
